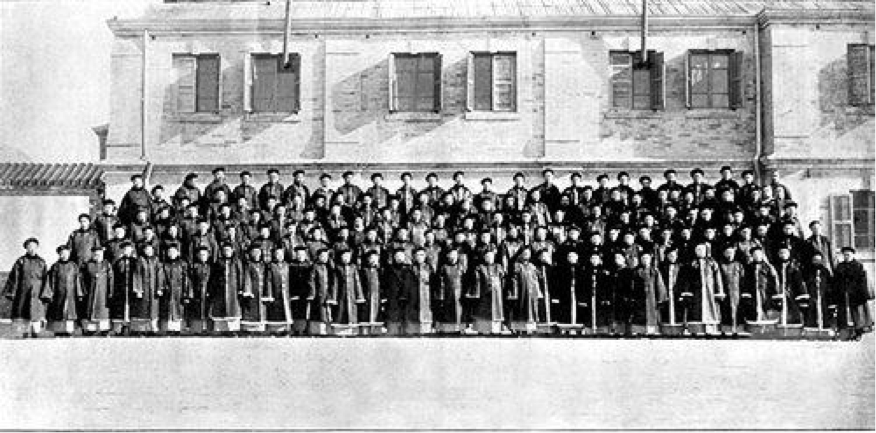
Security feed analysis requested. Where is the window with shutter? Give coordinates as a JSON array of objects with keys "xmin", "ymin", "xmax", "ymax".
[
  {"xmin": 847, "ymin": 44, "xmax": 874, "ymax": 106},
  {"xmin": 852, "ymin": 190, "xmax": 875, "ymax": 252},
  {"xmin": 687, "ymin": 50, "xmax": 732, "ymax": 109},
  {"xmin": 391, "ymin": 53, "xmax": 441, "ymax": 113},
  {"xmin": 728, "ymin": 51, "xmax": 744, "ymax": 109},
  {"xmin": 830, "ymin": 194, "xmax": 854, "ymax": 250},
  {"xmin": 173, "ymin": 55, "xmax": 197, "ymax": 113},
  {"xmin": 649, "ymin": 51, "xmax": 665, "ymax": 110},
  {"xmin": 610, "ymin": 52, "xmax": 633, "ymax": 109},
  {"xmin": 468, "ymin": 52, "xmax": 517, "ymax": 112},
  {"xmin": 196, "ymin": 54, "xmax": 220, "ymax": 113},
  {"xmin": 251, "ymin": 54, "xmax": 301, "ymax": 113},
  {"xmin": 610, "ymin": 50, "xmax": 663, "ymax": 110}
]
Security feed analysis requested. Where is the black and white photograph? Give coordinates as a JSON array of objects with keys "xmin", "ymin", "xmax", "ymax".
[{"xmin": 0, "ymin": 0, "xmax": 874, "ymax": 430}]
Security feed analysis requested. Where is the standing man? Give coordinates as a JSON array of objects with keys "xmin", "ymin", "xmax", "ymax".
[
  {"xmin": 174, "ymin": 173, "xmax": 202, "ymax": 209},
  {"xmin": 203, "ymin": 167, "xmax": 233, "ymax": 210},
  {"xmin": 423, "ymin": 173, "xmax": 445, "ymax": 206},
  {"xmin": 258, "ymin": 169, "xmax": 285, "ymax": 212},
  {"xmin": 679, "ymin": 243, "xmax": 725, "ymax": 334},
  {"xmin": 507, "ymin": 172, "xmax": 529, "ymax": 214},
  {"xmin": 186, "ymin": 246, "xmax": 212, "ymax": 335},
  {"xmin": 449, "ymin": 171, "xmax": 472, "ymax": 205},
  {"xmin": 803, "ymin": 221, "xmax": 836, "ymax": 274},
  {"xmin": 108, "ymin": 241, "xmax": 138, "ymax": 336},
  {"xmin": 718, "ymin": 244, "xmax": 745, "ymax": 333},
  {"xmin": 535, "ymin": 169, "xmax": 561, "ymax": 213},
  {"xmin": 232, "ymin": 171, "xmax": 258, "ymax": 210},
  {"xmin": 81, "ymin": 246, "xmax": 113, "ymax": 335},
  {"xmin": 284, "ymin": 169, "xmax": 311, "ymax": 206},
  {"xmin": 68, "ymin": 214, "xmax": 100, "ymax": 267},
  {"xmin": 209, "ymin": 243, "xmax": 244, "ymax": 334},
  {"xmin": 830, "ymin": 247, "xmax": 874, "ymax": 338},
  {"xmin": 337, "ymin": 171, "xmax": 363, "ymax": 210},
  {"xmin": 94, "ymin": 200, "xmax": 120, "ymax": 245},
  {"xmin": 157, "ymin": 243, "xmax": 188, "ymax": 335},
  {"xmin": 396, "ymin": 172, "xmax": 418, "ymax": 218},
  {"xmin": 41, "ymin": 245, "xmax": 82, "ymax": 336},
  {"xmin": 119, "ymin": 174, "xmax": 152, "ymax": 225},
  {"xmin": 366, "ymin": 173, "xmax": 390, "ymax": 210}
]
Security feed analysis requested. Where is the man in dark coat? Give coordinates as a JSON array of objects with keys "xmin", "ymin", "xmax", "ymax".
[
  {"xmin": 552, "ymin": 250, "xmax": 584, "ymax": 325},
  {"xmin": 209, "ymin": 243, "xmax": 244, "ymax": 333},
  {"xmin": 435, "ymin": 248, "xmax": 467, "ymax": 333},
  {"xmin": 773, "ymin": 246, "xmax": 809, "ymax": 326},
  {"xmin": 288, "ymin": 246, "xmax": 312, "ymax": 334},
  {"xmin": 740, "ymin": 247, "xmax": 779, "ymax": 324},
  {"xmin": 94, "ymin": 199, "xmax": 120, "ymax": 245},
  {"xmin": 830, "ymin": 247, "xmax": 874, "ymax": 337},
  {"xmin": 68, "ymin": 213, "xmax": 100, "ymax": 267},
  {"xmin": 186, "ymin": 246, "xmax": 212, "ymax": 334},
  {"xmin": 41, "ymin": 245, "xmax": 83, "ymax": 336},
  {"xmin": 174, "ymin": 173, "xmax": 202, "ymax": 209},
  {"xmin": 803, "ymin": 252, "xmax": 832, "ymax": 330},
  {"xmin": 718, "ymin": 244, "xmax": 745, "ymax": 333},
  {"xmin": 108, "ymin": 241, "xmax": 138, "ymax": 335},
  {"xmin": 581, "ymin": 252, "xmax": 613, "ymax": 333},
  {"xmin": 802, "ymin": 221, "xmax": 836, "ymax": 274},
  {"xmin": 157, "ymin": 243, "xmax": 188, "ymax": 334},
  {"xmin": 4, "ymin": 238, "xmax": 48, "ymax": 337},
  {"xmin": 119, "ymin": 174, "xmax": 152, "ymax": 225},
  {"xmin": 264, "ymin": 247, "xmax": 293, "ymax": 334},
  {"xmin": 81, "ymin": 246, "xmax": 113, "ymax": 334},
  {"xmin": 307, "ymin": 248, "xmax": 335, "ymax": 334},
  {"xmin": 258, "ymin": 169, "xmax": 285, "ymax": 211},
  {"xmin": 384, "ymin": 249, "xmax": 415, "ymax": 335},
  {"xmin": 678, "ymin": 243, "xmax": 725, "ymax": 334},
  {"xmin": 623, "ymin": 252, "xmax": 665, "ymax": 335}
]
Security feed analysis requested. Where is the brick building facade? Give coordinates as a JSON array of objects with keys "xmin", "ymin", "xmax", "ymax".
[{"xmin": 99, "ymin": 0, "xmax": 874, "ymax": 268}]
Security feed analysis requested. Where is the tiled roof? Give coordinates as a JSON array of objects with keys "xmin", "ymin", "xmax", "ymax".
[
  {"xmin": 0, "ymin": 163, "xmax": 104, "ymax": 190},
  {"xmin": 143, "ymin": 0, "xmax": 874, "ymax": 21}
]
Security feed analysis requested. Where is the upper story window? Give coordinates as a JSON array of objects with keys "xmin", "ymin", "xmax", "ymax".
[
  {"xmin": 389, "ymin": 53, "xmax": 442, "ymax": 113},
  {"xmin": 610, "ymin": 50, "xmax": 665, "ymax": 110},
  {"xmin": 848, "ymin": 44, "xmax": 875, "ymax": 106},
  {"xmin": 831, "ymin": 190, "xmax": 875, "ymax": 253},
  {"xmin": 250, "ymin": 54, "xmax": 300, "ymax": 113},
  {"xmin": 467, "ymin": 52, "xmax": 517, "ymax": 112},
  {"xmin": 685, "ymin": 50, "xmax": 744, "ymax": 109},
  {"xmin": 172, "ymin": 54, "xmax": 220, "ymax": 113}
]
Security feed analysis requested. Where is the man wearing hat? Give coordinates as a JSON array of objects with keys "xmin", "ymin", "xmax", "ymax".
[
  {"xmin": 802, "ymin": 221, "xmax": 836, "ymax": 275},
  {"xmin": 366, "ymin": 173, "xmax": 390, "ymax": 210},
  {"xmin": 739, "ymin": 246, "xmax": 779, "ymax": 323},
  {"xmin": 174, "ymin": 172, "xmax": 202, "ymax": 209},
  {"xmin": 94, "ymin": 199, "xmax": 120, "ymax": 245},
  {"xmin": 615, "ymin": 172, "xmax": 635, "ymax": 202},
  {"xmin": 563, "ymin": 172, "xmax": 586, "ymax": 208},
  {"xmin": 186, "ymin": 245, "xmax": 212, "ymax": 335},
  {"xmin": 208, "ymin": 243, "xmax": 244, "ymax": 334},
  {"xmin": 678, "ymin": 242, "xmax": 724, "ymax": 334},
  {"xmin": 422, "ymin": 173, "xmax": 445, "ymax": 206},
  {"xmin": 593, "ymin": 174, "xmax": 612, "ymax": 205},
  {"xmin": 258, "ymin": 169, "xmax": 285, "ymax": 211},
  {"xmin": 288, "ymin": 246, "xmax": 312, "ymax": 334},
  {"xmin": 657, "ymin": 169, "xmax": 684, "ymax": 196},
  {"xmin": 534, "ymin": 169, "xmax": 562, "ymax": 213},
  {"xmin": 476, "ymin": 177, "xmax": 499, "ymax": 212},
  {"xmin": 119, "ymin": 174, "xmax": 153, "ymax": 226},
  {"xmin": 779, "ymin": 201, "xmax": 804, "ymax": 238},
  {"xmin": 507, "ymin": 172, "xmax": 529, "ymax": 213},
  {"xmin": 337, "ymin": 171, "xmax": 363, "ymax": 209},
  {"xmin": 157, "ymin": 242, "xmax": 188, "ymax": 334},
  {"xmin": 449, "ymin": 171, "xmax": 472, "ymax": 205},
  {"xmin": 81, "ymin": 245, "xmax": 113, "ymax": 335},
  {"xmin": 831, "ymin": 247, "xmax": 874, "ymax": 338},
  {"xmin": 4, "ymin": 238, "xmax": 48, "ymax": 337},
  {"xmin": 109, "ymin": 240, "xmax": 138, "ymax": 336},
  {"xmin": 397, "ymin": 172, "xmax": 418, "ymax": 217},
  {"xmin": 714, "ymin": 166, "xmax": 740, "ymax": 197},
  {"xmin": 283, "ymin": 169, "xmax": 310, "ymax": 206},
  {"xmin": 685, "ymin": 168, "xmax": 710, "ymax": 206},
  {"xmin": 313, "ymin": 173, "xmax": 335, "ymax": 213},
  {"xmin": 232, "ymin": 171, "xmax": 258, "ymax": 210},
  {"xmin": 201, "ymin": 167, "xmax": 231, "ymax": 210},
  {"xmin": 638, "ymin": 176, "xmax": 658, "ymax": 211},
  {"xmin": 738, "ymin": 170, "xmax": 760, "ymax": 208},
  {"xmin": 41, "ymin": 244, "xmax": 82, "ymax": 336},
  {"xmin": 68, "ymin": 213, "xmax": 100, "ymax": 267}
]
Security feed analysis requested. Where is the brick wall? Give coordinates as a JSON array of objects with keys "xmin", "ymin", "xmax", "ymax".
[{"xmin": 106, "ymin": 28, "xmax": 759, "ymax": 165}]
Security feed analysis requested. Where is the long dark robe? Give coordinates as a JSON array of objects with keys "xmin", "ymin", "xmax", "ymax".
[
  {"xmin": 508, "ymin": 261, "xmax": 542, "ymax": 324},
  {"xmin": 580, "ymin": 265, "xmax": 613, "ymax": 327},
  {"xmin": 360, "ymin": 265, "xmax": 383, "ymax": 323},
  {"xmin": 718, "ymin": 260, "xmax": 745, "ymax": 327},
  {"xmin": 41, "ymin": 260, "xmax": 83, "ymax": 322},
  {"xmin": 774, "ymin": 260, "xmax": 808, "ymax": 325},
  {"xmin": 158, "ymin": 259, "xmax": 188, "ymax": 322},
  {"xmin": 289, "ymin": 260, "xmax": 312, "ymax": 320},
  {"xmin": 831, "ymin": 260, "xmax": 874, "ymax": 330},
  {"xmin": 384, "ymin": 264, "xmax": 415, "ymax": 324},
  {"xmin": 3, "ymin": 255, "xmax": 47, "ymax": 321},
  {"xmin": 407, "ymin": 263, "xmax": 435, "ymax": 325},
  {"xmin": 435, "ymin": 262, "xmax": 466, "ymax": 325},
  {"xmin": 130, "ymin": 256, "xmax": 161, "ymax": 321},
  {"xmin": 81, "ymin": 259, "xmax": 113, "ymax": 321},
  {"xmin": 552, "ymin": 264, "xmax": 583, "ymax": 324},
  {"xmin": 624, "ymin": 266, "xmax": 666, "ymax": 327},
  {"xmin": 658, "ymin": 262, "xmax": 683, "ymax": 325},
  {"xmin": 241, "ymin": 260, "xmax": 268, "ymax": 323},
  {"xmin": 208, "ymin": 257, "xmax": 243, "ymax": 320},
  {"xmin": 307, "ymin": 263, "xmax": 335, "ymax": 323},
  {"xmin": 119, "ymin": 187, "xmax": 152, "ymax": 225},
  {"xmin": 679, "ymin": 258, "xmax": 724, "ymax": 324},
  {"xmin": 803, "ymin": 264, "xmax": 831, "ymax": 328},
  {"xmin": 470, "ymin": 263, "xmax": 505, "ymax": 323},
  {"xmin": 187, "ymin": 262, "xmax": 211, "ymax": 322},
  {"xmin": 109, "ymin": 256, "xmax": 139, "ymax": 322},
  {"xmin": 265, "ymin": 262, "xmax": 293, "ymax": 324},
  {"xmin": 740, "ymin": 261, "xmax": 779, "ymax": 322},
  {"xmin": 334, "ymin": 264, "xmax": 364, "ymax": 324},
  {"xmin": 68, "ymin": 229, "xmax": 100, "ymax": 266}
]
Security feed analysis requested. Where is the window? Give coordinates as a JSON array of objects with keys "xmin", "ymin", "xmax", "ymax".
[
  {"xmin": 250, "ymin": 54, "xmax": 300, "ymax": 113},
  {"xmin": 610, "ymin": 51, "xmax": 665, "ymax": 110},
  {"xmin": 172, "ymin": 54, "xmax": 220, "ymax": 113},
  {"xmin": 685, "ymin": 50, "xmax": 744, "ymax": 109},
  {"xmin": 848, "ymin": 44, "xmax": 875, "ymax": 106},
  {"xmin": 831, "ymin": 190, "xmax": 875, "ymax": 253},
  {"xmin": 467, "ymin": 52, "xmax": 517, "ymax": 112},
  {"xmin": 389, "ymin": 53, "xmax": 442, "ymax": 112}
]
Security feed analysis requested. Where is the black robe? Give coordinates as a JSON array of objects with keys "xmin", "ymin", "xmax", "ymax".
[
  {"xmin": 265, "ymin": 262, "xmax": 293, "ymax": 324},
  {"xmin": 241, "ymin": 260, "xmax": 268, "ymax": 323},
  {"xmin": 360, "ymin": 265, "xmax": 383, "ymax": 323},
  {"xmin": 158, "ymin": 259, "xmax": 188, "ymax": 322},
  {"xmin": 41, "ymin": 260, "xmax": 83, "ymax": 322},
  {"xmin": 289, "ymin": 260, "xmax": 312, "ymax": 320},
  {"xmin": 384, "ymin": 264, "xmax": 415, "ymax": 324},
  {"xmin": 81, "ymin": 259, "xmax": 113, "ymax": 321},
  {"xmin": 130, "ymin": 256, "xmax": 161, "ymax": 321},
  {"xmin": 208, "ymin": 257, "xmax": 244, "ymax": 320},
  {"xmin": 109, "ymin": 256, "xmax": 139, "ymax": 321},
  {"xmin": 3, "ymin": 254, "xmax": 47, "ymax": 321},
  {"xmin": 187, "ymin": 261, "xmax": 211, "ymax": 321}
]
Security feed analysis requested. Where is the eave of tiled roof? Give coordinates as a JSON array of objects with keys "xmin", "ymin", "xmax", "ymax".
[{"xmin": 0, "ymin": 163, "xmax": 105, "ymax": 191}]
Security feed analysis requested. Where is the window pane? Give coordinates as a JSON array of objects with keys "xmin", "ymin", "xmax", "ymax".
[
  {"xmin": 711, "ymin": 54, "xmax": 729, "ymax": 69},
  {"xmin": 711, "ymin": 93, "xmax": 729, "ymax": 108},
  {"xmin": 252, "ymin": 56, "xmax": 277, "ymax": 112},
  {"xmin": 611, "ymin": 52, "xmax": 632, "ymax": 109},
  {"xmin": 494, "ymin": 84, "xmax": 514, "ymax": 111},
  {"xmin": 852, "ymin": 190, "xmax": 875, "ymax": 209},
  {"xmin": 835, "ymin": 224, "xmax": 853, "ymax": 248},
  {"xmin": 691, "ymin": 94, "xmax": 709, "ymax": 108},
  {"xmin": 473, "ymin": 54, "xmax": 492, "ymax": 111},
  {"xmin": 276, "ymin": 62, "xmax": 298, "ymax": 113},
  {"xmin": 418, "ymin": 56, "xmax": 434, "ymax": 73},
  {"xmin": 417, "ymin": 72, "xmax": 434, "ymax": 98},
  {"xmin": 632, "ymin": 68, "xmax": 650, "ymax": 96},
  {"xmin": 494, "ymin": 55, "xmax": 514, "ymax": 81},
  {"xmin": 690, "ymin": 54, "xmax": 709, "ymax": 69},
  {"xmin": 710, "ymin": 69, "xmax": 728, "ymax": 93},
  {"xmin": 610, "ymin": 52, "xmax": 631, "ymax": 66},
  {"xmin": 834, "ymin": 195, "xmax": 851, "ymax": 220},
  {"xmin": 196, "ymin": 55, "xmax": 220, "ymax": 112}
]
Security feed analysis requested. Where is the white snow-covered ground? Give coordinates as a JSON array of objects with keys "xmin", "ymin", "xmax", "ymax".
[{"xmin": 0, "ymin": 335, "xmax": 872, "ymax": 430}]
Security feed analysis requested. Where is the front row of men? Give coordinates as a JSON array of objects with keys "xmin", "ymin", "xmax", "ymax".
[{"xmin": 5, "ymin": 235, "xmax": 872, "ymax": 338}]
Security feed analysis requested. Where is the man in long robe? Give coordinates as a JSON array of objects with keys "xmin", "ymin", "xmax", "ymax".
[
  {"xmin": 435, "ymin": 248, "xmax": 466, "ymax": 333},
  {"xmin": 359, "ymin": 251, "xmax": 383, "ymax": 325},
  {"xmin": 624, "ymin": 252, "xmax": 666, "ymax": 335},
  {"xmin": 307, "ymin": 249, "xmax": 335, "ymax": 334},
  {"xmin": 68, "ymin": 214, "xmax": 100, "ymax": 267},
  {"xmin": 81, "ymin": 246, "xmax": 113, "ymax": 334},
  {"xmin": 407, "ymin": 248, "xmax": 435, "ymax": 334},
  {"xmin": 157, "ymin": 243, "xmax": 188, "ymax": 334},
  {"xmin": 118, "ymin": 174, "xmax": 152, "ymax": 225},
  {"xmin": 186, "ymin": 246, "xmax": 212, "ymax": 334},
  {"xmin": 740, "ymin": 247, "xmax": 780, "ymax": 324},
  {"xmin": 3, "ymin": 238, "xmax": 48, "ymax": 337},
  {"xmin": 288, "ymin": 247, "xmax": 312, "ymax": 335},
  {"xmin": 469, "ymin": 249, "xmax": 505, "ymax": 334},
  {"xmin": 265, "ymin": 247, "xmax": 293, "ymax": 334},
  {"xmin": 108, "ymin": 241, "xmax": 138, "ymax": 335},
  {"xmin": 803, "ymin": 252, "xmax": 832, "ymax": 330},
  {"xmin": 658, "ymin": 248, "xmax": 684, "ymax": 329},
  {"xmin": 208, "ymin": 243, "xmax": 244, "ymax": 333},
  {"xmin": 581, "ymin": 252, "xmax": 613, "ymax": 332},
  {"xmin": 130, "ymin": 243, "xmax": 161, "ymax": 335},
  {"xmin": 773, "ymin": 246, "xmax": 809, "ymax": 326},
  {"xmin": 240, "ymin": 246, "xmax": 268, "ymax": 333},
  {"xmin": 41, "ymin": 245, "xmax": 83, "ymax": 336},
  {"xmin": 830, "ymin": 247, "xmax": 874, "ymax": 338},
  {"xmin": 679, "ymin": 243, "xmax": 725, "ymax": 334},
  {"xmin": 333, "ymin": 250, "xmax": 365, "ymax": 326},
  {"xmin": 508, "ymin": 247, "xmax": 541, "ymax": 332},
  {"xmin": 384, "ymin": 249, "xmax": 415, "ymax": 335},
  {"xmin": 718, "ymin": 245, "xmax": 745, "ymax": 333}
]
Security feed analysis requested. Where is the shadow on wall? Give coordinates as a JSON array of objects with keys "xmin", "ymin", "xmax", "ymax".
[
  {"xmin": 330, "ymin": 57, "xmax": 463, "ymax": 145},
  {"xmin": 817, "ymin": 56, "xmax": 873, "ymax": 134}
]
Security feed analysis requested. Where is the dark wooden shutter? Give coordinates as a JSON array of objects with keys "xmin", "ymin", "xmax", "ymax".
[
  {"xmin": 252, "ymin": 55, "xmax": 277, "ymax": 112},
  {"xmin": 277, "ymin": 54, "xmax": 299, "ymax": 113},
  {"xmin": 388, "ymin": 53, "xmax": 397, "ymax": 112},
  {"xmin": 649, "ymin": 51, "xmax": 664, "ymax": 110},
  {"xmin": 174, "ymin": 56, "xmax": 197, "ymax": 113},
  {"xmin": 848, "ymin": 44, "xmax": 871, "ymax": 106},
  {"xmin": 196, "ymin": 55, "xmax": 220, "ymax": 112},
  {"xmin": 473, "ymin": 53, "xmax": 493, "ymax": 111},
  {"xmin": 729, "ymin": 51, "xmax": 745, "ymax": 109},
  {"xmin": 433, "ymin": 53, "xmax": 443, "ymax": 112}
]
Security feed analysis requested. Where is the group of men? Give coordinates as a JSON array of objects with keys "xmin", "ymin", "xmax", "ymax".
[{"xmin": 3, "ymin": 165, "xmax": 873, "ymax": 338}]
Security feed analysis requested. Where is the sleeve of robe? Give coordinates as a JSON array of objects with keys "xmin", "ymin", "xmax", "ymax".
[
  {"xmin": 156, "ymin": 264, "xmax": 167, "ymax": 298},
  {"xmin": 4, "ymin": 259, "xmax": 21, "ymax": 300},
  {"xmin": 307, "ymin": 267, "xmax": 317, "ymax": 301},
  {"xmin": 106, "ymin": 262, "xmax": 115, "ymax": 303},
  {"xmin": 353, "ymin": 269, "xmax": 365, "ymax": 303},
  {"xmin": 325, "ymin": 267, "xmax": 337, "ymax": 305},
  {"xmin": 712, "ymin": 261, "xmax": 725, "ymax": 297},
  {"xmin": 262, "ymin": 265, "xmax": 275, "ymax": 302},
  {"xmin": 74, "ymin": 265, "xmax": 85, "ymax": 299},
  {"xmin": 40, "ymin": 265, "xmax": 55, "ymax": 303},
  {"xmin": 655, "ymin": 268, "xmax": 667, "ymax": 305}
]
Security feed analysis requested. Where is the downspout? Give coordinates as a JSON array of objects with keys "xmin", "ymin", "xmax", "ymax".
[
  {"xmin": 641, "ymin": 0, "xmax": 648, "ymax": 63},
  {"xmin": 141, "ymin": 29, "xmax": 149, "ymax": 161},
  {"xmin": 282, "ymin": 0, "xmax": 293, "ymax": 66},
  {"xmin": 753, "ymin": 15, "xmax": 763, "ymax": 183}
]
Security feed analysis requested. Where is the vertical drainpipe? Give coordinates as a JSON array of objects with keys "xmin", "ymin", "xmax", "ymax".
[
  {"xmin": 283, "ymin": 0, "xmax": 293, "ymax": 66},
  {"xmin": 641, "ymin": 0, "xmax": 648, "ymax": 64},
  {"xmin": 141, "ymin": 28, "xmax": 149, "ymax": 161},
  {"xmin": 753, "ymin": 15, "xmax": 763, "ymax": 183}
]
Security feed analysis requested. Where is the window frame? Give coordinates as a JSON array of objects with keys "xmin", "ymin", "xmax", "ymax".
[
  {"xmin": 847, "ymin": 43, "xmax": 875, "ymax": 107},
  {"xmin": 389, "ymin": 52, "xmax": 442, "ymax": 113},
  {"xmin": 467, "ymin": 51, "xmax": 518, "ymax": 113},
  {"xmin": 686, "ymin": 49, "xmax": 734, "ymax": 109},
  {"xmin": 172, "ymin": 53, "xmax": 221, "ymax": 114},
  {"xmin": 830, "ymin": 190, "xmax": 876, "ymax": 256},
  {"xmin": 609, "ymin": 50, "xmax": 664, "ymax": 111}
]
